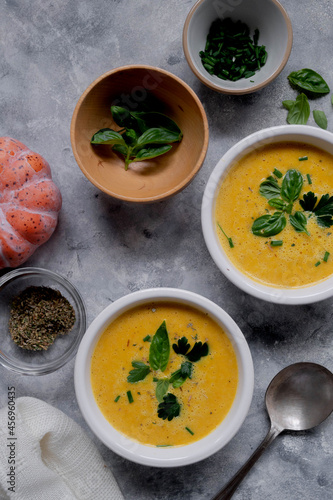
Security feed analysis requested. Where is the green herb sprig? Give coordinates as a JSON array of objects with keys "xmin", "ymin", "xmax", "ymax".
[{"xmin": 91, "ymin": 106, "xmax": 183, "ymax": 170}]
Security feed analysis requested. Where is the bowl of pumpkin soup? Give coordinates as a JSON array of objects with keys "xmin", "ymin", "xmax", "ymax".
[
  {"xmin": 202, "ymin": 125, "xmax": 333, "ymax": 304},
  {"xmin": 74, "ymin": 288, "xmax": 253, "ymax": 466}
]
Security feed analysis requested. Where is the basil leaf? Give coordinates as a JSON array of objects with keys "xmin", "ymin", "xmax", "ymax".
[
  {"xmin": 252, "ymin": 212, "xmax": 287, "ymax": 237},
  {"xmin": 281, "ymin": 169, "xmax": 303, "ymax": 203},
  {"xmin": 132, "ymin": 145, "xmax": 172, "ymax": 162},
  {"xmin": 268, "ymin": 198, "xmax": 288, "ymax": 211},
  {"xmin": 149, "ymin": 321, "xmax": 170, "ymax": 372},
  {"xmin": 259, "ymin": 176, "xmax": 281, "ymax": 199},
  {"xmin": 123, "ymin": 129, "xmax": 138, "ymax": 146},
  {"xmin": 282, "ymin": 100, "xmax": 295, "ymax": 111},
  {"xmin": 170, "ymin": 361, "xmax": 193, "ymax": 388},
  {"xmin": 289, "ymin": 211, "xmax": 310, "ymax": 235},
  {"xmin": 134, "ymin": 127, "xmax": 182, "ymax": 149},
  {"xmin": 91, "ymin": 128, "xmax": 127, "ymax": 146},
  {"xmin": 156, "ymin": 379, "xmax": 169, "ymax": 402},
  {"xmin": 131, "ymin": 111, "xmax": 182, "ymax": 135},
  {"xmin": 313, "ymin": 110, "xmax": 328, "ymax": 130},
  {"xmin": 288, "ymin": 69, "xmax": 330, "ymax": 95},
  {"xmin": 127, "ymin": 361, "xmax": 151, "ymax": 383},
  {"xmin": 112, "ymin": 144, "xmax": 130, "ymax": 157},
  {"xmin": 111, "ymin": 106, "xmax": 139, "ymax": 130},
  {"xmin": 286, "ymin": 94, "xmax": 310, "ymax": 125}
]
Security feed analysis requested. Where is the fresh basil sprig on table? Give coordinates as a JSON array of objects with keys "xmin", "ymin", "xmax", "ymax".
[
  {"xmin": 287, "ymin": 69, "xmax": 330, "ymax": 95},
  {"xmin": 313, "ymin": 110, "xmax": 328, "ymax": 130},
  {"xmin": 91, "ymin": 106, "xmax": 183, "ymax": 170}
]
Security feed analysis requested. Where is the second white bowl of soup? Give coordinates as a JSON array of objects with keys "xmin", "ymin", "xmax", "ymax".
[
  {"xmin": 74, "ymin": 288, "xmax": 253, "ymax": 466},
  {"xmin": 202, "ymin": 125, "xmax": 333, "ymax": 304}
]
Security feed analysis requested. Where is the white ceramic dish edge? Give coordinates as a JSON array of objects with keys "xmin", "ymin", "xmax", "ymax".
[
  {"xmin": 202, "ymin": 125, "xmax": 333, "ymax": 305},
  {"xmin": 74, "ymin": 287, "xmax": 254, "ymax": 467}
]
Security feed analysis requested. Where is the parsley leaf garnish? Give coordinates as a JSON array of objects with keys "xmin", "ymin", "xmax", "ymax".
[
  {"xmin": 127, "ymin": 361, "xmax": 151, "ymax": 383},
  {"xmin": 157, "ymin": 393, "xmax": 180, "ymax": 421},
  {"xmin": 300, "ymin": 192, "xmax": 333, "ymax": 227},
  {"xmin": 170, "ymin": 361, "xmax": 193, "ymax": 388},
  {"xmin": 172, "ymin": 336, "xmax": 190, "ymax": 355},
  {"xmin": 186, "ymin": 341, "xmax": 209, "ymax": 362}
]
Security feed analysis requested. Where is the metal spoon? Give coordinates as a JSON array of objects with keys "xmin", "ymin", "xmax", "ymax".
[{"xmin": 212, "ymin": 362, "xmax": 333, "ymax": 500}]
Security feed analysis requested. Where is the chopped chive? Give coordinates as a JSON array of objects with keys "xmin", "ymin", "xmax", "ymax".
[
  {"xmin": 127, "ymin": 390, "xmax": 134, "ymax": 403},
  {"xmin": 270, "ymin": 240, "xmax": 283, "ymax": 247},
  {"xmin": 306, "ymin": 174, "xmax": 312, "ymax": 185},
  {"xmin": 156, "ymin": 444, "xmax": 172, "ymax": 447},
  {"xmin": 217, "ymin": 222, "xmax": 234, "ymax": 248},
  {"xmin": 114, "ymin": 395, "xmax": 121, "ymax": 403},
  {"xmin": 315, "ymin": 261, "xmax": 321, "ymax": 267},
  {"xmin": 299, "ymin": 156, "xmax": 308, "ymax": 161},
  {"xmin": 185, "ymin": 427, "xmax": 194, "ymax": 435},
  {"xmin": 143, "ymin": 335, "xmax": 151, "ymax": 342},
  {"xmin": 324, "ymin": 251, "xmax": 330, "ymax": 262},
  {"xmin": 273, "ymin": 168, "xmax": 283, "ymax": 178}
]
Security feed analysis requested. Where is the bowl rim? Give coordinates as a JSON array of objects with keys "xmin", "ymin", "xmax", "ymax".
[
  {"xmin": 201, "ymin": 124, "xmax": 333, "ymax": 304},
  {"xmin": 0, "ymin": 267, "xmax": 87, "ymax": 375},
  {"xmin": 182, "ymin": 0, "xmax": 293, "ymax": 95},
  {"xmin": 74, "ymin": 287, "xmax": 254, "ymax": 467},
  {"xmin": 70, "ymin": 64, "xmax": 209, "ymax": 203}
]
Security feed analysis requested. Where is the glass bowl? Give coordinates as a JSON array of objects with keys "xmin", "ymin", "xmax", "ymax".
[{"xmin": 0, "ymin": 267, "xmax": 86, "ymax": 375}]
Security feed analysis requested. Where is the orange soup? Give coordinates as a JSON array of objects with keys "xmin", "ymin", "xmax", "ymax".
[
  {"xmin": 215, "ymin": 142, "xmax": 333, "ymax": 288},
  {"xmin": 90, "ymin": 302, "xmax": 238, "ymax": 447}
]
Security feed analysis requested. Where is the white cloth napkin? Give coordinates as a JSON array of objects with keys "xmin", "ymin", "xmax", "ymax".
[{"xmin": 0, "ymin": 397, "xmax": 124, "ymax": 500}]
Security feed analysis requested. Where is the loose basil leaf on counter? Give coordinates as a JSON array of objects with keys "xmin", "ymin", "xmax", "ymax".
[
  {"xmin": 133, "ymin": 145, "xmax": 172, "ymax": 162},
  {"xmin": 313, "ymin": 110, "xmax": 328, "ymax": 130},
  {"xmin": 259, "ymin": 176, "xmax": 281, "ymax": 199},
  {"xmin": 287, "ymin": 69, "xmax": 330, "ymax": 94},
  {"xmin": 281, "ymin": 169, "xmax": 303, "ymax": 205},
  {"xmin": 157, "ymin": 393, "xmax": 180, "ymax": 421},
  {"xmin": 149, "ymin": 321, "xmax": 170, "ymax": 372},
  {"xmin": 252, "ymin": 212, "xmax": 287, "ymax": 237},
  {"xmin": 91, "ymin": 128, "xmax": 127, "ymax": 146},
  {"xmin": 282, "ymin": 100, "xmax": 295, "ymax": 111},
  {"xmin": 289, "ymin": 211, "xmax": 310, "ymax": 235},
  {"xmin": 155, "ymin": 379, "xmax": 170, "ymax": 402},
  {"xmin": 285, "ymin": 93, "xmax": 310, "ymax": 125},
  {"xmin": 127, "ymin": 361, "xmax": 151, "ymax": 383}
]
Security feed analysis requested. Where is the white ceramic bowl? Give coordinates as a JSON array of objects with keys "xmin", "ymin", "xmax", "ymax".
[
  {"xmin": 202, "ymin": 125, "xmax": 333, "ymax": 305},
  {"xmin": 74, "ymin": 288, "xmax": 254, "ymax": 467},
  {"xmin": 183, "ymin": 0, "xmax": 293, "ymax": 94}
]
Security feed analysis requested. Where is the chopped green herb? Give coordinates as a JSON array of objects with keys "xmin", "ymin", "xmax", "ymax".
[
  {"xmin": 114, "ymin": 395, "xmax": 121, "ymax": 403},
  {"xmin": 315, "ymin": 261, "xmax": 321, "ymax": 267},
  {"xmin": 127, "ymin": 390, "xmax": 134, "ymax": 403},
  {"xmin": 143, "ymin": 335, "xmax": 151, "ymax": 342},
  {"xmin": 199, "ymin": 18, "xmax": 268, "ymax": 82},
  {"xmin": 156, "ymin": 444, "xmax": 173, "ymax": 447},
  {"xmin": 273, "ymin": 168, "xmax": 283, "ymax": 179},
  {"xmin": 307, "ymin": 174, "xmax": 312, "ymax": 184},
  {"xmin": 324, "ymin": 251, "xmax": 330, "ymax": 262},
  {"xmin": 217, "ymin": 222, "xmax": 234, "ymax": 248},
  {"xmin": 127, "ymin": 361, "xmax": 151, "ymax": 383},
  {"xmin": 270, "ymin": 240, "xmax": 283, "ymax": 247},
  {"xmin": 185, "ymin": 427, "xmax": 194, "ymax": 435},
  {"xmin": 299, "ymin": 156, "xmax": 308, "ymax": 161},
  {"xmin": 157, "ymin": 393, "xmax": 180, "ymax": 421}
]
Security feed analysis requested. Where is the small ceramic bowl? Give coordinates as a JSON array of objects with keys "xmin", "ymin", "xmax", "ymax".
[
  {"xmin": 71, "ymin": 65, "xmax": 209, "ymax": 203},
  {"xmin": 202, "ymin": 125, "xmax": 333, "ymax": 305},
  {"xmin": 74, "ymin": 288, "xmax": 254, "ymax": 467},
  {"xmin": 0, "ymin": 267, "xmax": 86, "ymax": 375},
  {"xmin": 183, "ymin": 0, "xmax": 293, "ymax": 94}
]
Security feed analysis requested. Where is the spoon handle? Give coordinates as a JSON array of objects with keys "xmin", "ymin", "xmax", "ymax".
[{"xmin": 211, "ymin": 425, "xmax": 282, "ymax": 500}]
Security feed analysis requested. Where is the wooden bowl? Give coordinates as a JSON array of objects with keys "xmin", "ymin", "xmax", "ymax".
[{"xmin": 70, "ymin": 65, "xmax": 209, "ymax": 203}]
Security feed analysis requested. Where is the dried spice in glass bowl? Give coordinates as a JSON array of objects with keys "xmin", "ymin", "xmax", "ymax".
[
  {"xmin": 9, "ymin": 286, "xmax": 76, "ymax": 351},
  {"xmin": 0, "ymin": 268, "xmax": 86, "ymax": 375}
]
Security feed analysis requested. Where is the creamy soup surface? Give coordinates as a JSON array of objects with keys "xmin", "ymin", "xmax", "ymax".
[
  {"xmin": 215, "ymin": 142, "xmax": 333, "ymax": 288},
  {"xmin": 90, "ymin": 302, "xmax": 238, "ymax": 447}
]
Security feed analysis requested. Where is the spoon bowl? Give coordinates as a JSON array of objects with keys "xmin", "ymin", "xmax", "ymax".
[{"xmin": 212, "ymin": 362, "xmax": 333, "ymax": 500}]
